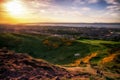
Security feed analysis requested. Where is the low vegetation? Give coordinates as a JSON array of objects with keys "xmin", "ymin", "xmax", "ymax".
[
  {"xmin": 0, "ymin": 33, "xmax": 119, "ymax": 65},
  {"xmin": 0, "ymin": 33, "xmax": 120, "ymax": 79}
]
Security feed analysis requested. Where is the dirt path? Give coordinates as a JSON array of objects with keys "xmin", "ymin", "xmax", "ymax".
[
  {"xmin": 65, "ymin": 64, "xmax": 120, "ymax": 79},
  {"xmin": 66, "ymin": 65, "xmax": 97, "ymax": 75}
]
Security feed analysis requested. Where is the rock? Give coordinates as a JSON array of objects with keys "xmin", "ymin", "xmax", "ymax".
[
  {"xmin": 0, "ymin": 48, "xmax": 72, "ymax": 80},
  {"xmin": 0, "ymin": 47, "xmax": 8, "ymax": 53},
  {"xmin": 74, "ymin": 53, "xmax": 80, "ymax": 57},
  {"xmin": 54, "ymin": 76, "xmax": 60, "ymax": 80}
]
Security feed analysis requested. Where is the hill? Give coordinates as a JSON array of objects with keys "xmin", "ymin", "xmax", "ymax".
[
  {"xmin": 0, "ymin": 33, "xmax": 120, "ymax": 65},
  {"xmin": 0, "ymin": 48, "xmax": 73, "ymax": 80}
]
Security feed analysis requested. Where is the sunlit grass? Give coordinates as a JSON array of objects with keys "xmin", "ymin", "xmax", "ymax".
[{"xmin": 77, "ymin": 39, "xmax": 120, "ymax": 45}]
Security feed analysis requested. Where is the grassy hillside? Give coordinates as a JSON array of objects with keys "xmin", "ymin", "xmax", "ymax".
[{"xmin": 0, "ymin": 33, "xmax": 120, "ymax": 66}]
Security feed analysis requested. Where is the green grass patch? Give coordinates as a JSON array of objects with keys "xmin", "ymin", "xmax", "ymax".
[{"xmin": 0, "ymin": 33, "xmax": 119, "ymax": 65}]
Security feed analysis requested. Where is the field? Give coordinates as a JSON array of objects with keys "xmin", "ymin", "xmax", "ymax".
[{"xmin": 0, "ymin": 33, "xmax": 119, "ymax": 65}]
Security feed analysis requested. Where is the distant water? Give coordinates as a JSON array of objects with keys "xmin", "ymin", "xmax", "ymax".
[{"xmin": 25, "ymin": 23, "xmax": 120, "ymax": 28}]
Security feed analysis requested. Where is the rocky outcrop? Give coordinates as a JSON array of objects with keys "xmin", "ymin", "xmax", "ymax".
[{"xmin": 0, "ymin": 49, "xmax": 73, "ymax": 80}]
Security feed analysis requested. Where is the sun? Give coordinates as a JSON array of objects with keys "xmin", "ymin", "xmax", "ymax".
[{"xmin": 4, "ymin": 0, "xmax": 26, "ymax": 17}]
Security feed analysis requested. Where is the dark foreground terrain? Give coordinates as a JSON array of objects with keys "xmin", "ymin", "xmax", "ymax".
[
  {"xmin": 0, "ymin": 48, "xmax": 120, "ymax": 80},
  {"xmin": 0, "ymin": 48, "xmax": 96, "ymax": 80},
  {"xmin": 0, "ymin": 48, "xmax": 73, "ymax": 80}
]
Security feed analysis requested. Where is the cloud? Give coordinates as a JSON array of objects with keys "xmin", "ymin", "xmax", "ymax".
[
  {"xmin": 21, "ymin": 0, "xmax": 119, "ymax": 23},
  {"xmin": 74, "ymin": 0, "xmax": 99, "ymax": 4},
  {"xmin": 105, "ymin": 4, "xmax": 120, "ymax": 19},
  {"xmin": 104, "ymin": 0, "xmax": 120, "ymax": 18},
  {"xmin": 107, "ymin": 4, "xmax": 120, "ymax": 11},
  {"xmin": 1, "ymin": 0, "xmax": 119, "ymax": 23},
  {"xmin": 81, "ymin": 7, "xmax": 91, "ymax": 11},
  {"xmin": 104, "ymin": 0, "xmax": 120, "ymax": 4},
  {"xmin": 23, "ymin": 0, "xmax": 52, "ymax": 9},
  {"xmin": 88, "ymin": 0, "xmax": 99, "ymax": 3}
]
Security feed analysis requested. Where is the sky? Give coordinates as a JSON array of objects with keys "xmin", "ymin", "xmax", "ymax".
[{"xmin": 0, "ymin": 0, "xmax": 120, "ymax": 24}]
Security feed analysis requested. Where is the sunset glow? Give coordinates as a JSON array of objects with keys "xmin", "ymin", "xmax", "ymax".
[
  {"xmin": 0, "ymin": 0, "xmax": 120, "ymax": 24},
  {"xmin": 4, "ymin": 0, "xmax": 26, "ymax": 17}
]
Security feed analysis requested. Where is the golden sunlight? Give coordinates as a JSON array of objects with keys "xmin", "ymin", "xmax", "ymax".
[{"xmin": 4, "ymin": 0, "xmax": 26, "ymax": 17}]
